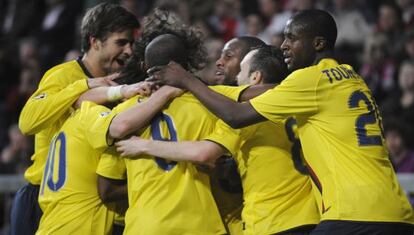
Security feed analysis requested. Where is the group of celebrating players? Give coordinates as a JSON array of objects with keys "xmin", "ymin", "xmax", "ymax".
[{"xmin": 9, "ymin": 2, "xmax": 414, "ymax": 235}]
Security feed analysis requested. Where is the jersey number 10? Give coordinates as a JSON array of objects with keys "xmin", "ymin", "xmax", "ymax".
[{"xmin": 40, "ymin": 132, "xmax": 67, "ymax": 195}]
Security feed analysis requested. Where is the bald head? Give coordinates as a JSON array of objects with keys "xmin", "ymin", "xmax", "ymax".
[{"xmin": 145, "ymin": 34, "xmax": 187, "ymax": 69}]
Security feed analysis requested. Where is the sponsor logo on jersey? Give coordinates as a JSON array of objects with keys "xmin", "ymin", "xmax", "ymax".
[
  {"xmin": 34, "ymin": 93, "xmax": 47, "ymax": 99},
  {"xmin": 100, "ymin": 111, "xmax": 111, "ymax": 117}
]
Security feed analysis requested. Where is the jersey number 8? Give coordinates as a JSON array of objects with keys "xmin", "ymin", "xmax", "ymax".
[{"xmin": 151, "ymin": 113, "xmax": 178, "ymax": 171}]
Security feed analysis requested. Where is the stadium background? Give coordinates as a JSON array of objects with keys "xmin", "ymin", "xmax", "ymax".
[{"xmin": 1, "ymin": 0, "xmax": 414, "ymax": 233}]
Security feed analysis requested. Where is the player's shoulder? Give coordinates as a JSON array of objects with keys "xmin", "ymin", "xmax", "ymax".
[
  {"xmin": 289, "ymin": 62, "xmax": 323, "ymax": 79},
  {"xmin": 112, "ymin": 95, "xmax": 146, "ymax": 113},
  {"xmin": 284, "ymin": 58, "xmax": 345, "ymax": 86},
  {"xmin": 71, "ymin": 101, "xmax": 111, "ymax": 127},
  {"xmin": 42, "ymin": 60, "xmax": 86, "ymax": 83}
]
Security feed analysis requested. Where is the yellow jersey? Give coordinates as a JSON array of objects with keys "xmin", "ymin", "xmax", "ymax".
[
  {"xmin": 37, "ymin": 102, "xmax": 116, "ymax": 234},
  {"xmin": 19, "ymin": 59, "xmax": 90, "ymax": 185},
  {"xmin": 97, "ymin": 86, "xmax": 246, "ymax": 235},
  {"xmin": 206, "ymin": 118, "xmax": 319, "ymax": 234},
  {"xmin": 250, "ymin": 58, "xmax": 414, "ymax": 223}
]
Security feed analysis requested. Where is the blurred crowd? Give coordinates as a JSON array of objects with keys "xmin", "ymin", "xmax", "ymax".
[{"xmin": 0, "ymin": 0, "xmax": 414, "ymax": 185}]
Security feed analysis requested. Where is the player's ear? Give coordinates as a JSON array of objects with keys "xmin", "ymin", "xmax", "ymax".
[
  {"xmin": 250, "ymin": 71, "xmax": 263, "ymax": 85},
  {"xmin": 314, "ymin": 36, "xmax": 326, "ymax": 51},
  {"xmin": 90, "ymin": 36, "xmax": 100, "ymax": 50}
]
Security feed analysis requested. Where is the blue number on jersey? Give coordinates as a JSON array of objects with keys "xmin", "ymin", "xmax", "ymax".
[
  {"xmin": 348, "ymin": 90, "xmax": 384, "ymax": 146},
  {"xmin": 40, "ymin": 132, "xmax": 67, "ymax": 195},
  {"xmin": 150, "ymin": 113, "xmax": 178, "ymax": 171},
  {"xmin": 284, "ymin": 117, "xmax": 308, "ymax": 175}
]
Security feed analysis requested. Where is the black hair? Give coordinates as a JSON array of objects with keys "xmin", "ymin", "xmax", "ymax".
[
  {"xmin": 249, "ymin": 45, "xmax": 288, "ymax": 84},
  {"xmin": 80, "ymin": 2, "xmax": 140, "ymax": 53},
  {"xmin": 116, "ymin": 8, "xmax": 206, "ymax": 83},
  {"xmin": 236, "ymin": 36, "xmax": 267, "ymax": 59},
  {"xmin": 291, "ymin": 9, "xmax": 337, "ymax": 50},
  {"xmin": 145, "ymin": 34, "xmax": 187, "ymax": 69}
]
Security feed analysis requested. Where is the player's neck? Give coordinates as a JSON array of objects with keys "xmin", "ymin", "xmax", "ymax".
[
  {"xmin": 82, "ymin": 53, "xmax": 105, "ymax": 78},
  {"xmin": 313, "ymin": 51, "xmax": 334, "ymax": 66}
]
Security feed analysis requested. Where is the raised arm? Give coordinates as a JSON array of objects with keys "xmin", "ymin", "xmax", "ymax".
[
  {"xmin": 148, "ymin": 62, "xmax": 268, "ymax": 128},
  {"xmin": 74, "ymin": 82, "xmax": 153, "ymax": 109},
  {"xmin": 19, "ymin": 72, "xmax": 117, "ymax": 135},
  {"xmin": 115, "ymin": 136, "xmax": 224, "ymax": 168},
  {"xmin": 108, "ymin": 86, "xmax": 182, "ymax": 139}
]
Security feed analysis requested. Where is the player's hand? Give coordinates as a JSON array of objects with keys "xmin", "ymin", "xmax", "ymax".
[
  {"xmin": 146, "ymin": 61, "xmax": 195, "ymax": 89},
  {"xmin": 87, "ymin": 73, "xmax": 119, "ymax": 88},
  {"xmin": 121, "ymin": 81, "xmax": 153, "ymax": 98},
  {"xmin": 115, "ymin": 136, "xmax": 147, "ymax": 157}
]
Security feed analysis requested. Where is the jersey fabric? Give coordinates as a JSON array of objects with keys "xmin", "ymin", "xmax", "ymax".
[
  {"xmin": 96, "ymin": 86, "xmax": 247, "ymax": 235},
  {"xmin": 37, "ymin": 102, "xmax": 116, "ymax": 235},
  {"xmin": 19, "ymin": 58, "xmax": 90, "ymax": 185},
  {"xmin": 206, "ymin": 118, "xmax": 319, "ymax": 234},
  {"xmin": 249, "ymin": 58, "xmax": 414, "ymax": 224}
]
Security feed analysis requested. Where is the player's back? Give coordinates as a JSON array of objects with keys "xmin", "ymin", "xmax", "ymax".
[
  {"xmin": 238, "ymin": 119, "xmax": 319, "ymax": 234},
  {"xmin": 287, "ymin": 59, "xmax": 414, "ymax": 223},
  {"xmin": 122, "ymin": 92, "xmax": 224, "ymax": 235},
  {"xmin": 37, "ymin": 102, "xmax": 115, "ymax": 235},
  {"xmin": 307, "ymin": 59, "xmax": 413, "ymax": 223},
  {"xmin": 208, "ymin": 117, "xmax": 319, "ymax": 234},
  {"xmin": 116, "ymin": 87, "xmax": 243, "ymax": 235}
]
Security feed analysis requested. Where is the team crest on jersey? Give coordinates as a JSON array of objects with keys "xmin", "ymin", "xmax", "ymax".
[
  {"xmin": 33, "ymin": 93, "xmax": 47, "ymax": 99},
  {"xmin": 100, "ymin": 111, "xmax": 111, "ymax": 117}
]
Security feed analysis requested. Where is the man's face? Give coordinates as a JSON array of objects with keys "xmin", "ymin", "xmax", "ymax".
[
  {"xmin": 214, "ymin": 39, "xmax": 244, "ymax": 85},
  {"xmin": 236, "ymin": 49, "xmax": 256, "ymax": 86},
  {"xmin": 96, "ymin": 30, "xmax": 135, "ymax": 75},
  {"xmin": 281, "ymin": 20, "xmax": 316, "ymax": 71}
]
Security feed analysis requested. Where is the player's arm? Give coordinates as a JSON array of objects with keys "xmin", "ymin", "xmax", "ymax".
[
  {"xmin": 97, "ymin": 175, "xmax": 127, "ymax": 203},
  {"xmin": 115, "ymin": 136, "xmax": 225, "ymax": 168},
  {"xmin": 73, "ymin": 82, "xmax": 153, "ymax": 109},
  {"xmin": 108, "ymin": 86, "xmax": 182, "ymax": 139},
  {"xmin": 148, "ymin": 62, "xmax": 267, "ymax": 128},
  {"xmin": 96, "ymin": 149, "xmax": 128, "ymax": 203},
  {"xmin": 19, "ymin": 73, "xmax": 117, "ymax": 135}
]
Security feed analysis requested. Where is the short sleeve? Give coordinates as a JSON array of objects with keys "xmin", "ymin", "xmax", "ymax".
[
  {"xmin": 209, "ymin": 85, "xmax": 250, "ymax": 101},
  {"xmin": 80, "ymin": 102, "xmax": 117, "ymax": 149},
  {"xmin": 111, "ymin": 95, "xmax": 145, "ymax": 114},
  {"xmin": 204, "ymin": 119, "xmax": 258, "ymax": 156},
  {"xmin": 249, "ymin": 71, "xmax": 318, "ymax": 123},
  {"xmin": 97, "ymin": 147, "xmax": 127, "ymax": 180}
]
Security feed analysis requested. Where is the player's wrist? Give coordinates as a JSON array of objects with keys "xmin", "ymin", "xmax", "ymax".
[
  {"xmin": 107, "ymin": 85, "xmax": 125, "ymax": 101},
  {"xmin": 138, "ymin": 139, "xmax": 151, "ymax": 155}
]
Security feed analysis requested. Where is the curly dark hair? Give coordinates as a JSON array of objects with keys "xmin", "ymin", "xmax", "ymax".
[{"xmin": 116, "ymin": 8, "xmax": 206, "ymax": 84}]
